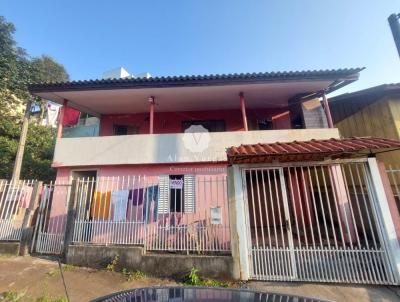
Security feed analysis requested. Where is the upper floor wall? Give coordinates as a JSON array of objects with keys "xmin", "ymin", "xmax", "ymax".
[{"xmin": 99, "ymin": 108, "xmax": 291, "ymax": 136}]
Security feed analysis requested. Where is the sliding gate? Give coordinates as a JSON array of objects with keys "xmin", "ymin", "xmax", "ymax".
[{"xmin": 243, "ymin": 159, "xmax": 397, "ymax": 284}]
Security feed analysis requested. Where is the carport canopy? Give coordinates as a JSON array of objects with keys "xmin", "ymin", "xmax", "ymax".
[{"xmin": 226, "ymin": 137, "xmax": 400, "ymax": 164}]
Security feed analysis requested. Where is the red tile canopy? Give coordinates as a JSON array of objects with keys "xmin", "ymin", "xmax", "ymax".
[{"xmin": 226, "ymin": 137, "xmax": 400, "ymax": 164}]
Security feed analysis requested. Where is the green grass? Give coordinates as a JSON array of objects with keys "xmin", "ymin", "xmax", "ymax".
[
  {"xmin": 0, "ymin": 253, "xmax": 16, "ymax": 259},
  {"xmin": 61, "ymin": 264, "xmax": 76, "ymax": 272},
  {"xmin": 183, "ymin": 267, "xmax": 229, "ymax": 288},
  {"xmin": 0, "ymin": 289, "xmax": 27, "ymax": 302},
  {"xmin": 46, "ymin": 269, "xmax": 58, "ymax": 277},
  {"xmin": 121, "ymin": 268, "xmax": 146, "ymax": 281},
  {"xmin": 35, "ymin": 294, "xmax": 68, "ymax": 302}
]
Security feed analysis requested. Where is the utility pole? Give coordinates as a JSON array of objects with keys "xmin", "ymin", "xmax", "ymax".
[
  {"xmin": 388, "ymin": 13, "xmax": 400, "ymax": 58},
  {"xmin": 12, "ymin": 100, "xmax": 32, "ymax": 181}
]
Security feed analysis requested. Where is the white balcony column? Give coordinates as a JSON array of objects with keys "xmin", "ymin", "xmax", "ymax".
[
  {"xmin": 57, "ymin": 99, "xmax": 68, "ymax": 138},
  {"xmin": 239, "ymin": 92, "xmax": 248, "ymax": 131},
  {"xmin": 227, "ymin": 165, "xmax": 250, "ymax": 280},
  {"xmin": 322, "ymin": 93, "xmax": 334, "ymax": 128},
  {"xmin": 367, "ymin": 157, "xmax": 400, "ymax": 283},
  {"xmin": 149, "ymin": 96, "xmax": 155, "ymax": 134}
]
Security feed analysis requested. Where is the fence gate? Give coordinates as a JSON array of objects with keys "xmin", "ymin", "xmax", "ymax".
[
  {"xmin": 32, "ymin": 182, "xmax": 70, "ymax": 255},
  {"xmin": 243, "ymin": 160, "xmax": 397, "ymax": 284}
]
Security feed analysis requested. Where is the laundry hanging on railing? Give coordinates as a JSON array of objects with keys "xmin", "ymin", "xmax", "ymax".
[
  {"xmin": 91, "ymin": 192, "xmax": 111, "ymax": 220},
  {"xmin": 111, "ymin": 190, "xmax": 129, "ymax": 221},
  {"xmin": 144, "ymin": 185, "xmax": 158, "ymax": 223},
  {"xmin": 62, "ymin": 107, "xmax": 80, "ymax": 126}
]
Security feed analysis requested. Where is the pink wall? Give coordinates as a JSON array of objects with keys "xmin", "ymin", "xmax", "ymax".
[
  {"xmin": 99, "ymin": 108, "xmax": 291, "ymax": 136},
  {"xmin": 56, "ymin": 162, "xmax": 228, "ymax": 181},
  {"xmin": 53, "ymin": 163, "xmax": 230, "ymax": 248}
]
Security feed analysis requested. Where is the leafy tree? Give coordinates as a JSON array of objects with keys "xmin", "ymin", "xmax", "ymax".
[
  {"xmin": 31, "ymin": 55, "xmax": 69, "ymax": 120},
  {"xmin": 0, "ymin": 16, "xmax": 69, "ymax": 181},
  {"xmin": 0, "ymin": 16, "xmax": 33, "ymax": 117}
]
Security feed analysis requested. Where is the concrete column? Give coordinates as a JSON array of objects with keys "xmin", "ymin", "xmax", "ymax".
[
  {"xmin": 149, "ymin": 96, "xmax": 155, "ymax": 134},
  {"xmin": 322, "ymin": 93, "xmax": 334, "ymax": 128},
  {"xmin": 19, "ymin": 181, "xmax": 42, "ymax": 255},
  {"xmin": 57, "ymin": 99, "xmax": 68, "ymax": 138},
  {"xmin": 239, "ymin": 92, "xmax": 248, "ymax": 131},
  {"xmin": 367, "ymin": 157, "xmax": 400, "ymax": 283},
  {"xmin": 227, "ymin": 165, "xmax": 250, "ymax": 280},
  {"xmin": 63, "ymin": 179, "xmax": 78, "ymax": 258},
  {"xmin": 12, "ymin": 100, "xmax": 32, "ymax": 181}
]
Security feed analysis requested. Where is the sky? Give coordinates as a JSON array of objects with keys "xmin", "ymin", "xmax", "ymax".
[{"xmin": 1, "ymin": 0, "xmax": 399, "ymax": 95}]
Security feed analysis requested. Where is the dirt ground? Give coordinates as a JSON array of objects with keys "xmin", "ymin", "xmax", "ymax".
[{"xmin": 0, "ymin": 255, "xmax": 399, "ymax": 302}]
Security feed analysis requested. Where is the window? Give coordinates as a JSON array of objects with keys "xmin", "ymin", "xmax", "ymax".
[
  {"xmin": 158, "ymin": 174, "xmax": 195, "ymax": 214},
  {"xmin": 169, "ymin": 175, "xmax": 184, "ymax": 212},
  {"xmin": 113, "ymin": 124, "xmax": 138, "ymax": 135},
  {"xmin": 182, "ymin": 120, "xmax": 225, "ymax": 132}
]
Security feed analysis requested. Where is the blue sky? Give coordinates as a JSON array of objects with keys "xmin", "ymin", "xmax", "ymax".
[{"xmin": 1, "ymin": 0, "xmax": 399, "ymax": 94}]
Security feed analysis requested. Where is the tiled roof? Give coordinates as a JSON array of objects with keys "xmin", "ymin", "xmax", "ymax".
[
  {"xmin": 226, "ymin": 137, "xmax": 400, "ymax": 164},
  {"xmin": 29, "ymin": 68, "xmax": 363, "ymax": 93}
]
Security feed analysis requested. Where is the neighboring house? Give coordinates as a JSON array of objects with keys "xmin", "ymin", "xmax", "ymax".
[
  {"xmin": 24, "ymin": 68, "xmax": 400, "ymax": 284},
  {"xmin": 329, "ymin": 83, "xmax": 400, "ymax": 168}
]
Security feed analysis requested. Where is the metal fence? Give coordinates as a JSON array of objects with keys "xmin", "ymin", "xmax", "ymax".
[
  {"xmin": 0, "ymin": 179, "xmax": 35, "ymax": 241},
  {"xmin": 72, "ymin": 174, "xmax": 230, "ymax": 253},
  {"xmin": 32, "ymin": 181, "xmax": 71, "ymax": 254},
  {"xmin": 243, "ymin": 159, "xmax": 397, "ymax": 284}
]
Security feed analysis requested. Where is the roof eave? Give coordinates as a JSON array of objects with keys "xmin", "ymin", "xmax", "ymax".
[{"xmin": 28, "ymin": 68, "xmax": 364, "ymax": 94}]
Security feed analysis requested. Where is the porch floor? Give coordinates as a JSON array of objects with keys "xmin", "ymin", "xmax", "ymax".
[{"xmin": 0, "ymin": 255, "xmax": 398, "ymax": 301}]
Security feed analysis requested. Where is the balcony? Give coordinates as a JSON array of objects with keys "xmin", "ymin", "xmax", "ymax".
[{"xmin": 52, "ymin": 128, "xmax": 340, "ymax": 167}]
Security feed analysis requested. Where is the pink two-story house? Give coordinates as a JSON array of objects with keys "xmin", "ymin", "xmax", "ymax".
[{"xmin": 27, "ymin": 68, "xmax": 400, "ymax": 284}]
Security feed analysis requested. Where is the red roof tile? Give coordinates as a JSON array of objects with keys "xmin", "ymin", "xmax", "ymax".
[{"xmin": 226, "ymin": 137, "xmax": 400, "ymax": 164}]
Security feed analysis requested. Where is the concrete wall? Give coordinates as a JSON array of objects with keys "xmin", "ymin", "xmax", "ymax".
[
  {"xmin": 66, "ymin": 244, "xmax": 235, "ymax": 280},
  {"xmin": 53, "ymin": 128, "xmax": 340, "ymax": 167},
  {"xmin": 0, "ymin": 242, "xmax": 20, "ymax": 255}
]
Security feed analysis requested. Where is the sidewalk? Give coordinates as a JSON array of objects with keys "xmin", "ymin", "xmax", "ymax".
[
  {"xmin": 0, "ymin": 255, "xmax": 398, "ymax": 301},
  {"xmin": 247, "ymin": 281, "xmax": 400, "ymax": 302}
]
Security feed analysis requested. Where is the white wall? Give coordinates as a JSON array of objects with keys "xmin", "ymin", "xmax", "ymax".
[{"xmin": 52, "ymin": 129, "xmax": 340, "ymax": 167}]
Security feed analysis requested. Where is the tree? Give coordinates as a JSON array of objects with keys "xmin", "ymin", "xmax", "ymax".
[
  {"xmin": 0, "ymin": 15, "xmax": 69, "ymax": 181},
  {"xmin": 30, "ymin": 55, "xmax": 69, "ymax": 120}
]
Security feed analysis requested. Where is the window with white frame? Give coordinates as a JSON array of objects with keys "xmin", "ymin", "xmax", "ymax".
[{"xmin": 158, "ymin": 174, "xmax": 195, "ymax": 214}]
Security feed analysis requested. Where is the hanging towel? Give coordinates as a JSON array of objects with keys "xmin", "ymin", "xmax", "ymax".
[
  {"xmin": 111, "ymin": 190, "xmax": 129, "ymax": 221},
  {"xmin": 91, "ymin": 192, "xmax": 111, "ymax": 220},
  {"xmin": 62, "ymin": 106, "xmax": 80, "ymax": 126}
]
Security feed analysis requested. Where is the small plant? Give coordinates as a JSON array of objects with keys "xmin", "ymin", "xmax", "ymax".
[
  {"xmin": 106, "ymin": 254, "xmax": 120, "ymax": 272},
  {"xmin": 188, "ymin": 266, "xmax": 201, "ymax": 285},
  {"xmin": 122, "ymin": 268, "xmax": 146, "ymax": 281},
  {"xmin": 184, "ymin": 266, "xmax": 229, "ymax": 288},
  {"xmin": 0, "ymin": 289, "xmax": 27, "ymax": 302}
]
